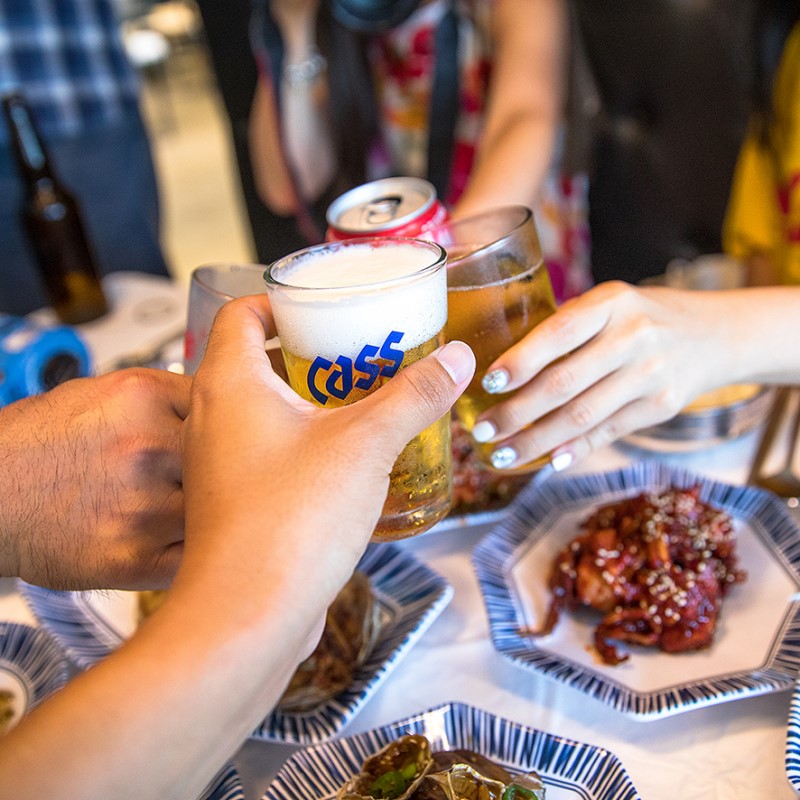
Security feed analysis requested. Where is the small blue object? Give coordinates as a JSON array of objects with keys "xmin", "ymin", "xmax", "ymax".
[{"xmin": 0, "ymin": 315, "xmax": 92, "ymax": 405}]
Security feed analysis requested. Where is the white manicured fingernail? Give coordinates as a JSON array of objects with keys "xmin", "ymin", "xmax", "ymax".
[
  {"xmin": 472, "ymin": 420, "xmax": 496, "ymax": 443},
  {"xmin": 491, "ymin": 446, "xmax": 517, "ymax": 469},
  {"xmin": 551, "ymin": 450, "xmax": 573, "ymax": 472},
  {"xmin": 482, "ymin": 369, "xmax": 509, "ymax": 394}
]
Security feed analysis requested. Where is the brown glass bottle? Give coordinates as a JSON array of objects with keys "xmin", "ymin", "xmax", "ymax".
[{"xmin": 2, "ymin": 93, "xmax": 109, "ymax": 324}]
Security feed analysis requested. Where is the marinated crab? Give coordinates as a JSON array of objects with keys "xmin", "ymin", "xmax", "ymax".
[
  {"xmin": 524, "ymin": 485, "xmax": 746, "ymax": 665},
  {"xmin": 427, "ymin": 763, "xmax": 544, "ymax": 800},
  {"xmin": 338, "ymin": 734, "xmax": 433, "ymax": 800},
  {"xmin": 338, "ymin": 734, "xmax": 545, "ymax": 800}
]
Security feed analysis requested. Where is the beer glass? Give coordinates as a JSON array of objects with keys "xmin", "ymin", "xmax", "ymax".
[
  {"xmin": 435, "ymin": 206, "xmax": 556, "ymax": 473},
  {"xmin": 184, "ymin": 263, "xmax": 285, "ymax": 378},
  {"xmin": 264, "ymin": 238, "xmax": 451, "ymax": 541}
]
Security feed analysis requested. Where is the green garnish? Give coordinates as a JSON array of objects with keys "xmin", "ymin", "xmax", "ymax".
[
  {"xmin": 502, "ymin": 784, "xmax": 540, "ymax": 800},
  {"xmin": 369, "ymin": 762, "xmax": 419, "ymax": 799}
]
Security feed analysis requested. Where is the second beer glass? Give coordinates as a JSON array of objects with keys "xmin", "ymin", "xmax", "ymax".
[
  {"xmin": 264, "ymin": 238, "xmax": 451, "ymax": 541},
  {"xmin": 436, "ymin": 206, "xmax": 557, "ymax": 473}
]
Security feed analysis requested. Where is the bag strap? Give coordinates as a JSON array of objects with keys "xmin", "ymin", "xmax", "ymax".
[{"xmin": 426, "ymin": 2, "xmax": 460, "ymax": 201}]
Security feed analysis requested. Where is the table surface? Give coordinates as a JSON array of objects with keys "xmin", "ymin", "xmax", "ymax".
[
  {"xmin": 0, "ymin": 424, "xmax": 795, "ymax": 799},
  {"xmin": 228, "ymin": 429, "xmax": 800, "ymax": 800},
  {"xmin": 7, "ymin": 277, "xmax": 800, "ymax": 798}
]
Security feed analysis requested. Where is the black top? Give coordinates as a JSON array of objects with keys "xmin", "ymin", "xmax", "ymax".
[{"xmin": 571, "ymin": 0, "xmax": 758, "ymax": 284}]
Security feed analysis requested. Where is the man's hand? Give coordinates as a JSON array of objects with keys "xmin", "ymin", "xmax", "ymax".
[{"xmin": 0, "ymin": 368, "xmax": 190, "ymax": 590}]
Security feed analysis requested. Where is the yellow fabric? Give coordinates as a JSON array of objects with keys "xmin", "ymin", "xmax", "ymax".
[{"xmin": 723, "ymin": 23, "xmax": 800, "ymax": 284}]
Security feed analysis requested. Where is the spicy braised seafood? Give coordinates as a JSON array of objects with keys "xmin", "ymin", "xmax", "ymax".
[
  {"xmin": 337, "ymin": 733, "xmax": 545, "ymax": 800},
  {"xmin": 524, "ymin": 485, "xmax": 746, "ymax": 665}
]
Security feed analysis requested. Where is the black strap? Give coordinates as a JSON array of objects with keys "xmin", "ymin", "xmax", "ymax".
[{"xmin": 426, "ymin": 4, "xmax": 460, "ymax": 201}]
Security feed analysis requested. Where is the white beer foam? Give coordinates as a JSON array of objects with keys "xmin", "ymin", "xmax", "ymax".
[{"xmin": 270, "ymin": 242, "xmax": 447, "ymax": 361}]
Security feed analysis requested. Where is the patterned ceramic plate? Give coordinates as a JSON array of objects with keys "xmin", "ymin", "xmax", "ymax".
[
  {"xmin": 261, "ymin": 701, "xmax": 640, "ymax": 799},
  {"xmin": 0, "ymin": 622, "xmax": 67, "ymax": 733},
  {"xmin": 201, "ymin": 765, "xmax": 245, "ymax": 800},
  {"xmin": 785, "ymin": 678, "xmax": 800, "ymax": 790},
  {"xmin": 19, "ymin": 543, "xmax": 452, "ymax": 744},
  {"xmin": 0, "ymin": 620, "xmax": 239, "ymax": 799},
  {"xmin": 473, "ymin": 461, "xmax": 800, "ymax": 719}
]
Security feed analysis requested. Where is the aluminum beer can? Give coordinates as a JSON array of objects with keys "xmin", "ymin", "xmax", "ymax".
[
  {"xmin": 0, "ymin": 315, "xmax": 92, "ymax": 405},
  {"xmin": 326, "ymin": 177, "xmax": 449, "ymax": 240}
]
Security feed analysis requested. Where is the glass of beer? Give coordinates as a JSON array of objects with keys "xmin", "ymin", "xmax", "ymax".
[
  {"xmin": 264, "ymin": 237, "xmax": 451, "ymax": 541},
  {"xmin": 184, "ymin": 263, "xmax": 286, "ymax": 379},
  {"xmin": 434, "ymin": 205, "xmax": 556, "ymax": 473}
]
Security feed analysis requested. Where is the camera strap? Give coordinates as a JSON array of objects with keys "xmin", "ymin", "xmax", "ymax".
[{"xmin": 426, "ymin": 2, "xmax": 460, "ymax": 202}]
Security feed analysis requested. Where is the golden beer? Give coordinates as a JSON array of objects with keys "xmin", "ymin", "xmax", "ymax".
[
  {"xmin": 438, "ymin": 206, "xmax": 556, "ymax": 472},
  {"xmin": 265, "ymin": 238, "xmax": 452, "ymax": 541}
]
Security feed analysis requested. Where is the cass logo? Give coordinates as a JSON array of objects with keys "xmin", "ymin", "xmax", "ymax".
[{"xmin": 308, "ymin": 330, "xmax": 405, "ymax": 405}]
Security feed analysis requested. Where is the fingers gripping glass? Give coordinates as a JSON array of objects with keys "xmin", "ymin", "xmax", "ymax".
[
  {"xmin": 432, "ymin": 206, "xmax": 556, "ymax": 473},
  {"xmin": 264, "ymin": 238, "xmax": 451, "ymax": 541}
]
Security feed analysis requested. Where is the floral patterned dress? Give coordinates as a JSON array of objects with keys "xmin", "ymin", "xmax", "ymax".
[{"xmin": 367, "ymin": 0, "xmax": 592, "ymax": 301}]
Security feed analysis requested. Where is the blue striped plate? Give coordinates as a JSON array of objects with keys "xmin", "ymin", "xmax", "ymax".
[
  {"xmin": 0, "ymin": 622, "xmax": 68, "ymax": 731},
  {"xmin": 18, "ymin": 543, "xmax": 452, "ymax": 744},
  {"xmin": 202, "ymin": 764, "xmax": 245, "ymax": 800},
  {"xmin": 261, "ymin": 701, "xmax": 640, "ymax": 799},
  {"xmin": 786, "ymin": 677, "xmax": 800, "ymax": 790},
  {"xmin": 473, "ymin": 461, "xmax": 800, "ymax": 720},
  {"xmin": 0, "ymin": 621, "xmax": 241, "ymax": 799}
]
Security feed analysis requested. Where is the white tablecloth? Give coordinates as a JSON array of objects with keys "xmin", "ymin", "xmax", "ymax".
[
  {"xmin": 233, "ymin": 430, "xmax": 799, "ymax": 800},
  {"xmin": 3, "ymin": 278, "xmax": 798, "ymax": 800}
]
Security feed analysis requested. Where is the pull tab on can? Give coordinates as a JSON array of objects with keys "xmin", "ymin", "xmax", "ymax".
[
  {"xmin": 326, "ymin": 177, "xmax": 449, "ymax": 240},
  {"xmin": 363, "ymin": 194, "xmax": 403, "ymax": 226}
]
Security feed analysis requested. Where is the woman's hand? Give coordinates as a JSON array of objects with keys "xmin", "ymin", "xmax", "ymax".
[{"xmin": 471, "ymin": 282, "xmax": 744, "ymax": 469}]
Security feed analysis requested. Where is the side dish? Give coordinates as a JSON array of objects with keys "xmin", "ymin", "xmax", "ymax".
[
  {"xmin": 0, "ymin": 689, "xmax": 14, "ymax": 734},
  {"xmin": 337, "ymin": 733, "xmax": 545, "ymax": 800},
  {"xmin": 278, "ymin": 570, "xmax": 381, "ymax": 712},
  {"xmin": 139, "ymin": 571, "xmax": 381, "ymax": 713},
  {"xmin": 524, "ymin": 485, "xmax": 746, "ymax": 665}
]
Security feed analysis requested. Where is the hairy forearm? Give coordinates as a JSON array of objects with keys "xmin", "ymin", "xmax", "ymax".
[{"xmin": 0, "ymin": 403, "xmax": 33, "ymax": 578}]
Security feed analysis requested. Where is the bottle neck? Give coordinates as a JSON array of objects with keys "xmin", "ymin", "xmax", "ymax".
[{"xmin": 2, "ymin": 94, "xmax": 54, "ymax": 184}]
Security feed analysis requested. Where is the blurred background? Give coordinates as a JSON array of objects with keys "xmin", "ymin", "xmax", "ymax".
[{"xmin": 116, "ymin": 0, "xmax": 255, "ymax": 284}]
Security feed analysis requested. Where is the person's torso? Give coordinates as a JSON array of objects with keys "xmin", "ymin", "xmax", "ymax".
[{"xmin": 368, "ymin": 0, "xmax": 492, "ymax": 206}]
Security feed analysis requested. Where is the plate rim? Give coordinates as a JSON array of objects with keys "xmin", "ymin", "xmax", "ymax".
[
  {"xmin": 785, "ymin": 677, "xmax": 800, "ymax": 790},
  {"xmin": 18, "ymin": 543, "xmax": 453, "ymax": 745},
  {"xmin": 200, "ymin": 763, "xmax": 245, "ymax": 800},
  {"xmin": 0, "ymin": 621, "xmax": 69, "ymax": 717},
  {"xmin": 260, "ymin": 699, "xmax": 641, "ymax": 800},
  {"xmin": 472, "ymin": 461, "xmax": 800, "ymax": 720}
]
